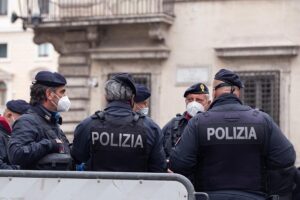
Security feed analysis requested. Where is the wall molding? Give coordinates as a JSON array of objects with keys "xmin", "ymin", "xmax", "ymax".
[{"xmin": 215, "ymin": 45, "xmax": 299, "ymax": 57}]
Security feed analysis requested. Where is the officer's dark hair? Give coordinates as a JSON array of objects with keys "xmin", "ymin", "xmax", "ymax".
[
  {"xmin": 105, "ymin": 79, "xmax": 134, "ymax": 102},
  {"xmin": 30, "ymin": 83, "xmax": 57, "ymax": 106}
]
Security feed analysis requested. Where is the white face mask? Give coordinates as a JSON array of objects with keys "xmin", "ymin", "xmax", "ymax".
[
  {"xmin": 186, "ymin": 101, "xmax": 205, "ymax": 117},
  {"xmin": 139, "ymin": 107, "xmax": 149, "ymax": 116},
  {"xmin": 52, "ymin": 93, "xmax": 71, "ymax": 112}
]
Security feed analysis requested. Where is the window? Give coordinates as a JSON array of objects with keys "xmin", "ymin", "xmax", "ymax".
[
  {"xmin": 0, "ymin": 82, "xmax": 6, "ymax": 106},
  {"xmin": 108, "ymin": 73, "xmax": 152, "ymax": 115},
  {"xmin": 38, "ymin": 0, "xmax": 49, "ymax": 15},
  {"xmin": 0, "ymin": 0, "xmax": 7, "ymax": 15},
  {"xmin": 237, "ymin": 71, "xmax": 280, "ymax": 125},
  {"xmin": 38, "ymin": 43, "xmax": 50, "ymax": 57},
  {"xmin": 0, "ymin": 44, "xmax": 7, "ymax": 58}
]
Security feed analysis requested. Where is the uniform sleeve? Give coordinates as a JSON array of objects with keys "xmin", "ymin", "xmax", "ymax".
[
  {"xmin": 71, "ymin": 118, "xmax": 92, "ymax": 164},
  {"xmin": 8, "ymin": 118, "xmax": 55, "ymax": 168},
  {"xmin": 162, "ymin": 120, "xmax": 173, "ymax": 158},
  {"xmin": 144, "ymin": 118, "xmax": 167, "ymax": 172},
  {"xmin": 263, "ymin": 115, "xmax": 296, "ymax": 196},
  {"xmin": 264, "ymin": 115, "xmax": 296, "ymax": 169},
  {"xmin": 169, "ymin": 117, "xmax": 199, "ymax": 176}
]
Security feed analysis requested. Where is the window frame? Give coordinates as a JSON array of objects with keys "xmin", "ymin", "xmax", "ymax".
[
  {"xmin": 237, "ymin": 70, "xmax": 280, "ymax": 125},
  {"xmin": 0, "ymin": 43, "xmax": 8, "ymax": 59}
]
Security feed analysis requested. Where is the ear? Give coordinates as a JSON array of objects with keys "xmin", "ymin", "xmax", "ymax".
[
  {"xmin": 208, "ymin": 100, "xmax": 212, "ymax": 105},
  {"xmin": 234, "ymin": 88, "xmax": 241, "ymax": 98},
  {"xmin": 144, "ymin": 101, "xmax": 148, "ymax": 107},
  {"xmin": 46, "ymin": 88, "xmax": 54, "ymax": 100},
  {"xmin": 4, "ymin": 111, "xmax": 12, "ymax": 119}
]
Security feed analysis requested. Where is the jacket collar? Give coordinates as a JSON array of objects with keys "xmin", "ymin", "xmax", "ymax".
[
  {"xmin": 208, "ymin": 93, "xmax": 243, "ymax": 110},
  {"xmin": 30, "ymin": 104, "xmax": 62, "ymax": 125},
  {"xmin": 105, "ymin": 101, "xmax": 132, "ymax": 110}
]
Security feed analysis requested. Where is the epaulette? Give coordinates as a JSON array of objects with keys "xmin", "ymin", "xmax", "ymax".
[
  {"xmin": 92, "ymin": 110, "xmax": 105, "ymax": 120},
  {"xmin": 203, "ymin": 111, "xmax": 209, "ymax": 117},
  {"xmin": 133, "ymin": 112, "xmax": 145, "ymax": 122},
  {"xmin": 253, "ymin": 108, "xmax": 261, "ymax": 117}
]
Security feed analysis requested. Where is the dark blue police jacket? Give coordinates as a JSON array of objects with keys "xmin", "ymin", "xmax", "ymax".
[
  {"xmin": 169, "ymin": 93, "xmax": 296, "ymax": 194},
  {"xmin": 8, "ymin": 104, "xmax": 70, "ymax": 169},
  {"xmin": 162, "ymin": 112, "xmax": 189, "ymax": 158},
  {"xmin": 71, "ymin": 101, "xmax": 166, "ymax": 172},
  {"xmin": 0, "ymin": 123, "xmax": 19, "ymax": 169}
]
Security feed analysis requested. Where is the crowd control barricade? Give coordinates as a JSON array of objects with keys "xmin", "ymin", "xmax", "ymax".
[{"xmin": 0, "ymin": 170, "xmax": 208, "ymax": 200}]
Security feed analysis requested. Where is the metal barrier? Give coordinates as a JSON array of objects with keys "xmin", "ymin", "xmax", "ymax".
[
  {"xmin": 0, "ymin": 170, "xmax": 208, "ymax": 200},
  {"xmin": 23, "ymin": 0, "xmax": 175, "ymax": 22}
]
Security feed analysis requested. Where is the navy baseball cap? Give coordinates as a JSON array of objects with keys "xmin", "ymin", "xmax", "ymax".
[
  {"xmin": 6, "ymin": 99, "xmax": 30, "ymax": 115},
  {"xmin": 214, "ymin": 69, "xmax": 244, "ymax": 88},
  {"xmin": 134, "ymin": 84, "xmax": 151, "ymax": 103},
  {"xmin": 34, "ymin": 71, "xmax": 67, "ymax": 87},
  {"xmin": 184, "ymin": 83, "xmax": 209, "ymax": 97},
  {"xmin": 111, "ymin": 73, "xmax": 137, "ymax": 95}
]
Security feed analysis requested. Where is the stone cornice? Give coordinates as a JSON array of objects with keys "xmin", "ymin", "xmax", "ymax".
[
  {"xmin": 90, "ymin": 46, "xmax": 170, "ymax": 60},
  {"xmin": 215, "ymin": 45, "xmax": 299, "ymax": 57},
  {"xmin": 27, "ymin": 14, "xmax": 174, "ymax": 29}
]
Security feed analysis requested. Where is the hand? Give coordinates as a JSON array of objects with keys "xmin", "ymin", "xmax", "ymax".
[
  {"xmin": 54, "ymin": 138, "xmax": 64, "ymax": 153},
  {"xmin": 55, "ymin": 139, "xmax": 63, "ymax": 144}
]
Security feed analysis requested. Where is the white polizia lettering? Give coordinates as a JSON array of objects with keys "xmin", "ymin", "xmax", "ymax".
[
  {"xmin": 92, "ymin": 132, "xmax": 144, "ymax": 148},
  {"xmin": 207, "ymin": 127, "xmax": 257, "ymax": 141}
]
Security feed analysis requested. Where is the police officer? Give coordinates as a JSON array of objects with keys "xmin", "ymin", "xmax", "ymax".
[
  {"xmin": 0, "ymin": 100, "xmax": 29, "ymax": 169},
  {"xmin": 169, "ymin": 69, "xmax": 296, "ymax": 200},
  {"xmin": 162, "ymin": 82, "xmax": 211, "ymax": 158},
  {"xmin": 293, "ymin": 168, "xmax": 300, "ymax": 200},
  {"xmin": 133, "ymin": 84, "xmax": 151, "ymax": 115},
  {"xmin": 8, "ymin": 71, "xmax": 72, "ymax": 170},
  {"xmin": 71, "ymin": 73, "xmax": 166, "ymax": 172}
]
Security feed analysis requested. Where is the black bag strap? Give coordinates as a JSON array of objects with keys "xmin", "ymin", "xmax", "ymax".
[
  {"xmin": 171, "ymin": 114, "xmax": 184, "ymax": 146},
  {"xmin": 173, "ymin": 114, "xmax": 182, "ymax": 131}
]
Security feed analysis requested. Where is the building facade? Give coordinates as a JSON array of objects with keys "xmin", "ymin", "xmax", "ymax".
[
  {"xmin": 0, "ymin": 0, "xmax": 58, "ymax": 112},
  {"xmin": 18, "ymin": 0, "xmax": 300, "ymax": 162}
]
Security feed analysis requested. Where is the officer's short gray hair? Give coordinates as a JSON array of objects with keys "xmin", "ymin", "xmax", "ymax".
[{"xmin": 105, "ymin": 79, "xmax": 134, "ymax": 102}]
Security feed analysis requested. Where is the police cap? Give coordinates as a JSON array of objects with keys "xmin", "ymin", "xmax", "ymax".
[
  {"xmin": 214, "ymin": 68, "xmax": 244, "ymax": 88},
  {"xmin": 6, "ymin": 99, "xmax": 30, "ymax": 115},
  {"xmin": 34, "ymin": 71, "xmax": 67, "ymax": 87},
  {"xmin": 134, "ymin": 84, "xmax": 151, "ymax": 103},
  {"xmin": 183, "ymin": 83, "xmax": 209, "ymax": 97},
  {"xmin": 111, "ymin": 73, "xmax": 137, "ymax": 95}
]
